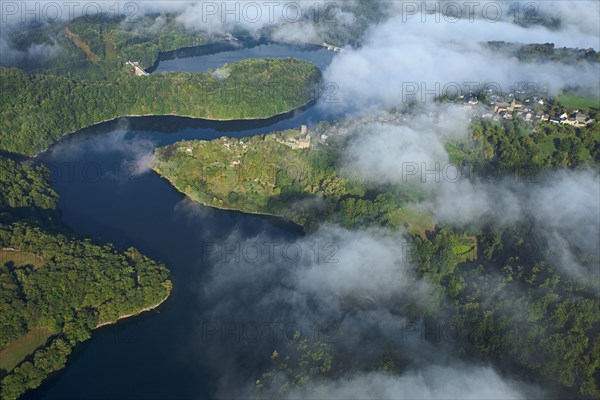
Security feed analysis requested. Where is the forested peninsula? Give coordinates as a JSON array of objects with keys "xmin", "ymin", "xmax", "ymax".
[
  {"xmin": 0, "ymin": 157, "xmax": 172, "ymax": 400},
  {"xmin": 0, "ymin": 58, "xmax": 321, "ymax": 156}
]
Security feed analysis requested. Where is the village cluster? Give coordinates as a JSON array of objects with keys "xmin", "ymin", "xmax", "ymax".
[
  {"xmin": 315, "ymin": 92, "xmax": 596, "ymax": 144},
  {"xmin": 458, "ymin": 88, "xmax": 595, "ymax": 126}
]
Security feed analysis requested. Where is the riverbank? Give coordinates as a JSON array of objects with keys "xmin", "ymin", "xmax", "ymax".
[
  {"xmin": 33, "ymin": 97, "xmax": 318, "ymax": 159},
  {"xmin": 150, "ymin": 131, "xmax": 308, "ymax": 212},
  {"xmin": 95, "ymin": 292, "xmax": 170, "ymax": 329},
  {"xmin": 151, "ymin": 167, "xmax": 291, "ymax": 220}
]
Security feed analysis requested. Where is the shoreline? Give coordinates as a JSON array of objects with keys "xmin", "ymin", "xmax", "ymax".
[
  {"xmin": 150, "ymin": 168, "xmax": 306, "ymax": 231},
  {"xmin": 32, "ymin": 97, "xmax": 317, "ymax": 159},
  {"xmin": 152, "ymin": 169, "xmax": 294, "ymax": 218},
  {"xmin": 95, "ymin": 292, "xmax": 170, "ymax": 329},
  {"xmin": 145, "ymin": 36, "xmax": 330, "ymax": 73},
  {"xmin": 0, "ymin": 293, "xmax": 170, "ymax": 376}
]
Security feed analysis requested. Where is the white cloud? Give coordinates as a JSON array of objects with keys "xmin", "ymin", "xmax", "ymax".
[
  {"xmin": 322, "ymin": 14, "xmax": 600, "ymax": 115},
  {"xmin": 282, "ymin": 365, "xmax": 545, "ymax": 399}
]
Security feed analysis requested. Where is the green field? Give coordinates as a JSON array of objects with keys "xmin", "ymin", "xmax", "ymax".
[
  {"xmin": 384, "ymin": 208, "xmax": 435, "ymax": 238},
  {"xmin": 539, "ymin": 133, "xmax": 593, "ymax": 162},
  {"xmin": 0, "ymin": 249, "xmax": 45, "ymax": 269},
  {"xmin": 0, "ymin": 328, "xmax": 54, "ymax": 373},
  {"xmin": 451, "ymin": 237, "xmax": 478, "ymax": 262},
  {"xmin": 558, "ymin": 93, "xmax": 600, "ymax": 110}
]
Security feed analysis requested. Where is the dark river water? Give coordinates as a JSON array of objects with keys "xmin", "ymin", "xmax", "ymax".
[
  {"xmin": 154, "ymin": 42, "xmax": 334, "ymax": 74},
  {"xmin": 28, "ymin": 43, "xmax": 335, "ymax": 400}
]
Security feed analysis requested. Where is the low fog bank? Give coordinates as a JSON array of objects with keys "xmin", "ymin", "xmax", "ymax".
[
  {"xmin": 279, "ymin": 365, "xmax": 545, "ymax": 400},
  {"xmin": 191, "ymin": 224, "xmax": 548, "ymax": 399},
  {"xmin": 2, "ymin": 1, "xmax": 599, "ymax": 72},
  {"xmin": 45, "ymin": 120, "xmax": 156, "ymax": 179},
  {"xmin": 336, "ymin": 104, "xmax": 599, "ymax": 286},
  {"xmin": 321, "ymin": 13, "xmax": 600, "ymax": 116}
]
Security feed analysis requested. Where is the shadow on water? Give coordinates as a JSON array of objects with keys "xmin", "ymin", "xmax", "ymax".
[
  {"xmin": 40, "ymin": 97, "xmax": 317, "ymax": 155},
  {"xmin": 0, "ymin": 150, "xmax": 29, "ymax": 162},
  {"xmin": 146, "ymin": 36, "xmax": 329, "ymax": 74},
  {"xmin": 145, "ymin": 36, "xmax": 269, "ymax": 73}
]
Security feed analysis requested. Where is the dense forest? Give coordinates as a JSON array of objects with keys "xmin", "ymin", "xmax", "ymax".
[
  {"xmin": 412, "ymin": 224, "xmax": 599, "ymax": 397},
  {"xmin": 0, "ymin": 157, "xmax": 172, "ymax": 400},
  {"xmin": 5, "ymin": 14, "xmax": 213, "ymax": 79},
  {"xmin": 0, "ymin": 158, "xmax": 59, "ymax": 223},
  {"xmin": 283, "ymin": 0, "xmax": 386, "ymax": 47},
  {"xmin": 449, "ymin": 117, "xmax": 600, "ymax": 169},
  {"xmin": 67, "ymin": 13, "xmax": 209, "ymax": 69},
  {"xmin": 153, "ymin": 118, "xmax": 600, "ymax": 398},
  {"xmin": 0, "ymin": 58, "xmax": 321, "ymax": 156},
  {"xmin": 486, "ymin": 41, "xmax": 600, "ymax": 64},
  {"xmin": 255, "ymin": 221, "xmax": 600, "ymax": 398}
]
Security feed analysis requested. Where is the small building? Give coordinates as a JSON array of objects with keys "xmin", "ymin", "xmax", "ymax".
[
  {"xmin": 494, "ymin": 102, "xmax": 510, "ymax": 113},
  {"xmin": 126, "ymin": 61, "xmax": 149, "ymax": 76},
  {"xmin": 279, "ymin": 126, "xmax": 311, "ymax": 149},
  {"xmin": 224, "ymin": 32, "xmax": 239, "ymax": 41}
]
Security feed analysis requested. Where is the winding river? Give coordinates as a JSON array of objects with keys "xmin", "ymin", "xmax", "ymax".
[{"xmin": 26, "ymin": 43, "xmax": 335, "ymax": 399}]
